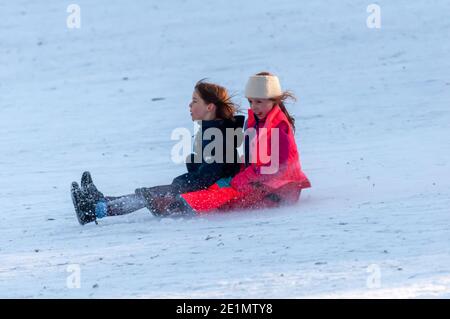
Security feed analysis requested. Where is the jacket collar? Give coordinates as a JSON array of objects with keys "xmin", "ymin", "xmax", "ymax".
[{"xmin": 248, "ymin": 105, "xmax": 281, "ymax": 128}]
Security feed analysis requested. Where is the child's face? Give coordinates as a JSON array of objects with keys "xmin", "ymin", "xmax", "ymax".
[
  {"xmin": 189, "ymin": 90, "xmax": 215, "ymax": 121},
  {"xmin": 248, "ymin": 98, "xmax": 275, "ymax": 120}
]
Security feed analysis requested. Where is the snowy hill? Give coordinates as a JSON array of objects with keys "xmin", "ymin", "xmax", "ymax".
[{"xmin": 0, "ymin": 0, "xmax": 449, "ymax": 298}]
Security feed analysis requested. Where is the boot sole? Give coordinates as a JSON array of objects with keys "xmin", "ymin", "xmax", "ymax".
[
  {"xmin": 81, "ymin": 171, "xmax": 93, "ymax": 192},
  {"xmin": 71, "ymin": 182, "xmax": 89, "ymax": 225}
]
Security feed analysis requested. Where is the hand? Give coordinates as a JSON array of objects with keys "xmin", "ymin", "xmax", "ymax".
[{"xmin": 249, "ymin": 181, "xmax": 264, "ymax": 188}]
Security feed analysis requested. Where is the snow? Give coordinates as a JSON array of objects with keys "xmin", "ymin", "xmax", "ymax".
[{"xmin": 1, "ymin": 0, "xmax": 449, "ymax": 298}]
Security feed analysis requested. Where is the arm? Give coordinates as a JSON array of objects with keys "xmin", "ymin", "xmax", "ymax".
[
  {"xmin": 185, "ymin": 153, "xmax": 201, "ymax": 173},
  {"xmin": 231, "ymin": 122, "xmax": 290, "ymax": 192}
]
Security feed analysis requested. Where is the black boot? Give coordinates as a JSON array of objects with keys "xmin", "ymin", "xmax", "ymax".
[
  {"xmin": 71, "ymin": 182, "xmax": 98, "ymax": 225},
  {"xmin": 81, "ymin": 171, "xmax": 104, "ymax": 201},
  {"xmin": 81, "ymin": 171, "xmax": 93, "ymax": 189}
]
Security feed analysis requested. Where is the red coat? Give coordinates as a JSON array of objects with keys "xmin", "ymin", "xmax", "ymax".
[
  {"xmin": 180, "ymin": 105, "xmax": 311, "ymax": 213},
  {"xmin": 231, "ymin": 105, "xmax": 311, "ymax": 191}
]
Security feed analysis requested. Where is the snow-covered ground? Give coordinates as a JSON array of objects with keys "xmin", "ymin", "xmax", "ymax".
[{"xmin": 1, "ymin": 0, "xmax": 449, "ymax": 298}]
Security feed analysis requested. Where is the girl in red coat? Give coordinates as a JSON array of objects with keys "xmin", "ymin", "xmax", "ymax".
[{"xmin": 157, "ymin": 72, "xmax": 311, "ymax": 215}]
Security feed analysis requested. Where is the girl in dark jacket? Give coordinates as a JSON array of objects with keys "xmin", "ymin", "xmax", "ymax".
[{"xmin": 71, "ymin": 80, "xmax": 244, "ymax": 225}]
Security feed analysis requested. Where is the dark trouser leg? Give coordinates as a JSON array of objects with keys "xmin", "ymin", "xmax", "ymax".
[
  {"xmin": 149, "ymin": 195, "xmax": 192, "ymax": 216},
  {"xmin": 135, "ymin": 184, "xmax": 175, "ymax": 198},
  {"xmin": 135, "ymin": 185, "xmax": 193, "ymax": 216},
  {"xmin": 134, "ymin": 185, "xmax": 174, "ymax": 212},
  {"xmin": 105, "ymin": 193, "xmax": 147, "ymax": 216}
]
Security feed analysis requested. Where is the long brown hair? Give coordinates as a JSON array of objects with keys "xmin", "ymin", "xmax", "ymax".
[
  {"xmin": 256, "ymin": 71, "xmax": 297, "ymax": 131},
  {"xmin": 195, "ymin": 80, "xmax": 237, "ymax": 121}
]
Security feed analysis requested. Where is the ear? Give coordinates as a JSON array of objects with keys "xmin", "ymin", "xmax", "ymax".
[{"xmin": 207, "ymin": 103, "xmax": 216, "ymax": 112}]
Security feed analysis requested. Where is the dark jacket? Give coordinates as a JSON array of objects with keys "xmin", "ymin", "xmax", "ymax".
[{"xmin": 171, "ymin": 115, "xmax": 245, "ymax": 194}]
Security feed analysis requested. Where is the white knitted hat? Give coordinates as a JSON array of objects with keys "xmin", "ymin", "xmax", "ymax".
[{"xmin": 245, "ymin": 75, "xmax": 283, "ymax": 99}]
